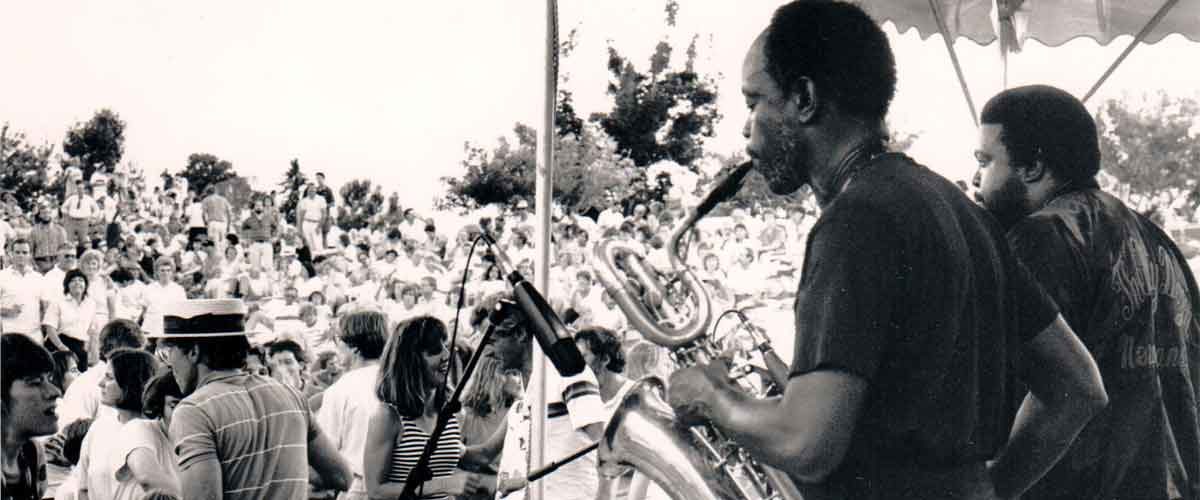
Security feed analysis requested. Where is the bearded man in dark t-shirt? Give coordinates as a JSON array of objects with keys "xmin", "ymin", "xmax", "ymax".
[
  {"xmin": 665, "ymin": 3, "xmax": 1109, "ymax": 500},
  {"xmin": 975, "ymin": 85, "xmax": 1200, "ymax": 500}
]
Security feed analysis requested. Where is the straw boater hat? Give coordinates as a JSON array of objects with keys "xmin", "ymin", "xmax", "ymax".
[{"xmin": 149, "ymin": 299, "xmax": 248, "ymax": 338}]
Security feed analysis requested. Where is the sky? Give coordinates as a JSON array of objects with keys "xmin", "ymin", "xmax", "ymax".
[{"xmin": 2, "ymin": 1, "xmax": 1197, "ymax": 213}]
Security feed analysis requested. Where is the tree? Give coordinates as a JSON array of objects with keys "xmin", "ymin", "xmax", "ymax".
[
  {"xmin": 336, "ymin": 179, "xmax": 385, "ymax": 231},
  {"xmin": 0, "ymin": 124, "xmax": 55, "ymax": 211},
  {"xmin": 62, "ymin": 109, "xmax": 125, "ymax": 181},
  {"xmin": 279, "ymin": 159, "xmax": 307, "ymax": 225},
  {"xmin": 1097, "ymin": 93, "xmax": 1200, "ymax": 222},
  {"xmin": 590, "ymin": 2, "xmax": 721, "ymax": 170},
  {"xmin": 442, "ymin": 122, "xmax": 635, "ymax": 215},
  {"xmin": 213, "ymin": 176, "xmax": 256, "ymax": 212},
  {"xmin": 180, "ymin": 153, "xmax": 236, "ymax": 197}
]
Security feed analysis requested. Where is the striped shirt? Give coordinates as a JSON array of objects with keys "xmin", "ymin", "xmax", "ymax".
[
  {"xmin": 170, "ymin": 371, "xmax": 316, "ymax": 500},
  {"xmin": 385, "ymin": 410, "xmax": 465, "ymax": 500}
]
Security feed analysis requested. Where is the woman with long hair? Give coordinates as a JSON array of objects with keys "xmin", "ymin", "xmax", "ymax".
[
  {"xmin": 363, "ymin": 316, "xmax": 498, "ymax": 499},
  {"xmin": 78, "ymin": 349, "xmax": 177, "ymax": 500},
  {"xmin": 458, "ymin": 355, "xmax": 523, "ymax": 500}
]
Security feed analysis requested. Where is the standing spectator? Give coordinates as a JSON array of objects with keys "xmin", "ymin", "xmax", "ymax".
[
  {"xmin": 76, "ymin": 349, "xmax": 165, "ymax": 500},
  {"xmin": 154, "ymin": 299, "xmax": 349, "ymax": 500},
  {"xmin": 183, "ymin": 194, "xmax": 206, "ymax": 248},
  {"xmin": 458, "ymin": 356, "xmax": 522, "ymax": 500},
  {"xmin": 91, "ymin": 177, "xmax": 119, "ymax": 232},
  {"xmin": 30, "ymin": 203, "xmax": 69, "ymax": 270},
  {"xmin": 131, "ymin": 374, "xmax": 185, "ymax": 497},
  {"xmin": 297, "ymin": 185, "xmax": 328, "ymax": 256},
  {"xmin": 200, "ymin": 186, "xmax": 234, "ymax": 255},
  {"xmin": 41, "ymin": 270, "xmax": 99, "ymax": 370},
  {"xmin": 1, "ymin": 239, "xmax": 44, "ymax": 341},
  {"xmin": 315, "ymin": 310, "xmax": 387, "ymax": 500},
  {"xmin": 485, "ymin": 295, "xmax": 603, "ymax": 500},
  {"xmin": 573, "ymin": 327, "xmax": 666, "ymax": 500},
  {"xmin": 363, "ymin": 316, "xmax": 496, "ymax": 500},
  {"xmin": 1, "ymin": 334, "xmax": 62, "ymax": 500},
  {"xmin": 241, "ymin": 198, "xmax": 277, "ymax": 272},
  {"xmin": 62, "ymin": 181, "xmax": 98, "ymax": 247},
  {"xmin": 313, "ymin": 173, "xmax": 336, "ymax": 241},
  {"xmin": 57, "ymin": 319, "xmax": 146, "ymax": 429}
]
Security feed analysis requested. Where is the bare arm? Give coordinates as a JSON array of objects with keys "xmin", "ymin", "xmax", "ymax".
[
  {"xmin": 126, "ymin": 448, "xmax": 181, "ymax": 495},
  {"xmin": 671, "ymin": 364, "xmax": 867, "ymax": 483},
  {"xmin": 988, "ymin": 315, "xmax": 1107, "ymax": 499},
  {"xmin": 308, "ymin": 427, "xmax": 351, "ymax": 492},
  {"xmin": 363, "ymin": 405, "xmax": 474, "ymax": 499},
  {"xmin": 179, "ymin": 457, "xmax": 223, "ymax": 500},
  {"xmin": 461, "ymin": 418, "xmax": 507, "ymax": 467}
]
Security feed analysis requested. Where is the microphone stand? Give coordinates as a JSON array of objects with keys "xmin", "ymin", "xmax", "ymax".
[
  {"xmin": 526, "ymin": 442, "xmax": 599, "ymax": 482},
  {"xmin": 399, "ymin": 320, "xmax": 498, "ymax": 500}
]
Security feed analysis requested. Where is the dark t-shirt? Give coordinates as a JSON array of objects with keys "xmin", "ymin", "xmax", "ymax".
[
  {"xmin": 1008, "ymin": 188, "xmax": 1200, "ymax": 500},
  {"xmin": 789, "ymin": 153, "xmax": 1059, "ymax": 500}
]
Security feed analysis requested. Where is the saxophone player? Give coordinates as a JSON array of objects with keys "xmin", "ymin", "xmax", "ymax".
[{"xmin": 666, "ymin": 2, "xmax": 1108, "ymax": 500}]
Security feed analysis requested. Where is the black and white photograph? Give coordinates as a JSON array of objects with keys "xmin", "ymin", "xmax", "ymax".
[{"xmin": 3, "ymin": 1, "xmax": 1199, "ymax": 500}]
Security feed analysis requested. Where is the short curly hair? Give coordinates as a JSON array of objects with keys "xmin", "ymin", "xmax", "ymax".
[
  {"xmin": 980, "ymin": 84, "xmax": 1101, "ymax": 183},
  {"xmin": 764, "ymin": 0, "xmax": 896, "ymax": 123},
  {"xmin": 575, "ymin": 327, "xmax": 626, "ymax": 374}
]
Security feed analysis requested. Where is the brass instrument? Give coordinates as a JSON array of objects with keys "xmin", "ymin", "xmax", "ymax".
[{"xmin": 590, "ymin": 162, "xmax": 804, "ymax": 500}]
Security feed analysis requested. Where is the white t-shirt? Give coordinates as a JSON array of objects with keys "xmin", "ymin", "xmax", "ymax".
[
  {"xmin": 58, "ymin": 361, "xmax": 113, "ymax": 428},
  {"xmin": 185, "ymin": 203, "xmax": 205, "ymax": 229},
  {"xmin": 314, "ymin": 364, "xmax": 380, "ymax": 495},
  {"xmin": 140, "ymin": 281, "xmax": 187, "ymax": 337},
  {"xmin": 106, "ymin": 419, "xmax": 179, "ymax": 500},
  {"xmin": 76, "ymin": 411, "xmax": 123, "ymax": 500},
  {"xmin": 110, "ymin": 283, "xmax": 147, "ymax": 322},
  {"xmin": 496, "ymin": 366, "xmax": 605, "ymax": 500},
  {"xmin": 0, "ymin": 267, "xmax": 44, "ymax": 338}
]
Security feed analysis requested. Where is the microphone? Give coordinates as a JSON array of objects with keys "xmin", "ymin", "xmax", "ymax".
[{"xmin": 484, "ymin": 233, "xmax": 587, "ymax": 376}]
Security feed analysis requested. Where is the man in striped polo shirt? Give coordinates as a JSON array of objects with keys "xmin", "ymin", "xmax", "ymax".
[{"xmin": 153, "ymin": 299, "xmax": 349, "ymax": 500}]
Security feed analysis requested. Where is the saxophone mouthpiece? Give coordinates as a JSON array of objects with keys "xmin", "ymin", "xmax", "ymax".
[{"xmin": 693, "ymin": 161, "xmax": 753, "ymax": 221}]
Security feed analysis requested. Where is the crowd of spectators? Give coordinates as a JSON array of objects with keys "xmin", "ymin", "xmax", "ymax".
[{"xmin": 1, "ymin": 166, "xmax": 830, "ymax": 500}]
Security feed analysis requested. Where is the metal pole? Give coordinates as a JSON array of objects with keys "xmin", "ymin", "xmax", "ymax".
[
  {"xmin": 1082, "ymin": 0, "xmax": 1178, "ymax": 103},
  {"xmin": 529, "ymin": 1, "xmax": 558, "ymax": 499},
  {"xmin": 928, "ymin": 0, "xmax": 979, "ymax": 126}
]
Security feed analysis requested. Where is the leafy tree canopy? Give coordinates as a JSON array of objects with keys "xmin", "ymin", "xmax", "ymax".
[
  {"xmin": 62, "ymin": 108, "xmax": 125, "ymax": 181},
  {"xmin": 1098, "ymin": 93, "xmax": 1200, "ymax": 222},
  {"xmin": 180, "ymin": 152, "xmax": 236, "ymax": 198}
]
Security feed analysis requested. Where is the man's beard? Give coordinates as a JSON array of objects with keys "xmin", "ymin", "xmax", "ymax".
[
  {"xmin": 980, "ymin": 175, "xmax": 1031, "ymax": 230},
  {"xmin": 758, "ymin": 125, "xmax": 810, "ymax": 196}
]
